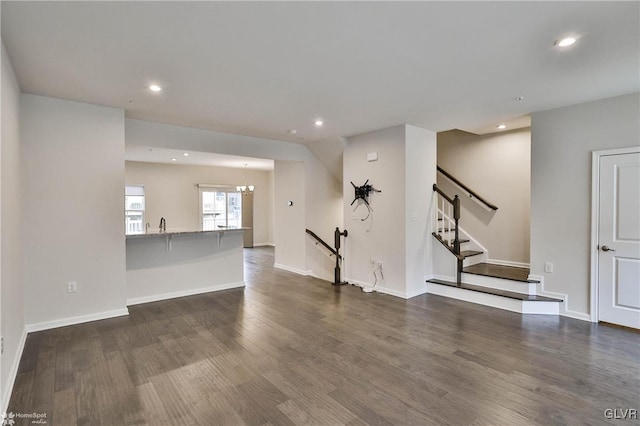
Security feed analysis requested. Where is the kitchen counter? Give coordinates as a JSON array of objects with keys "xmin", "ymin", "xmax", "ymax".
[
  {"xmin": 125, "ymin": 227, "xmax": 246, "ymax": 305},
  {"xmin": 125, "ymin": 227, "xmax": 247, "ymax": 239}
]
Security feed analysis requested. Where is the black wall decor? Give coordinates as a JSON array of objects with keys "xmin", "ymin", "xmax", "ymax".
[{"xmin": 350, "ymin": 180, "xmax": 381, "ymax": 206}]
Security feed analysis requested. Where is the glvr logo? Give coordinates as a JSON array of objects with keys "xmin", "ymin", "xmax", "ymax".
[{"xmin": 604, "ymin": 408, "xmax": 638, "ymax": 420}]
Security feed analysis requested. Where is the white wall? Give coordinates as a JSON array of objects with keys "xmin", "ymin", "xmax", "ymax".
[
  {"xmin": 125, "ymin": 161, "xmax": 273, "ymax": 245},
  {"xmin": 126, "ymin": 118, "xmax": 342, "ymax": 280},
  {"xmin": 1, "ymin": 42, "xmax": 26, "ymax": 413},
  {"xmin": 531, "ymin": 92, "xmax": 640, "ymax": 318},
  {"xmin": 304, "ymin": 152, "xmax": 343, "ymax": 281},
  {"xmin": 406, "ymin": 125, "xmax": 437, "ymax": 297},
  {"xmin": 268, "ymin": 170, "xmax": 275, "ymax": 245},
  {"xmin": 344, "ymin": 126, "xmax": 407, "ymax": 294},
  {"xmin": 343, "ymin": 124, "xmax": 437, "ymax": 298},
  {"xmin": 307, "ymin": 136, "xmax": 346, "ymax": 182},
  {"xmin": 437, "ymin": 128, "xmax": 531, "ymax": 265},
  {"xmin": 274, "ymin": 161, "xmax": 306, "ymax": 274},
  {"xmin": 21, "ymin": 95, "xmax": 128, "ymax": 329}
]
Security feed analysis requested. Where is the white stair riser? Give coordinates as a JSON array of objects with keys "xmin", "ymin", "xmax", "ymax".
[
  {"xmin": 426, "ymin": 283, "xmax": 560, "ymax": 315},
  {"xmin": 462, "ymin": 254, "xmax": 486, "ymax": 268},
  {"xmin": 461, "ymin": 272, "xmax": 537, "ymax": 295}
]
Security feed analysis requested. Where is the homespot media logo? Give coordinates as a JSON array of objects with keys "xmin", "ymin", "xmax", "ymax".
[
  {"xmin": 604, "ymin": 408, "xmax": 638, "ymax": 420},
  {"xmin": 0, "ymin": 412, "xmax": 13, "ymax": 426},
  {"xmin": 2, "ymin": 412, "xmax": 47, "ymax": 425}
]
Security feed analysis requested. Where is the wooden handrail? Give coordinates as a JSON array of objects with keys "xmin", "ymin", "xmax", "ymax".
[
  {"xmin": 437, "ymin": 166, "xmax": 498, "ymax": 211},
  {"xmin": 305, "ymin": 229, "xmax": 341, "ymax": 260},
  {"xmin": 432, "ymin": 184, "xmax": 455, "ymax": 205}
]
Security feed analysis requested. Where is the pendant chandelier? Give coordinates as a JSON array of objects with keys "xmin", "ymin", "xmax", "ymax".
[{"xmin": 236, "ymin": 163, "xmax": 255, "ymax": 193}]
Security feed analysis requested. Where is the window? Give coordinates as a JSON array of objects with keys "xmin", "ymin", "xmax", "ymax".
[
  {"xmin": 199, "ymin": 185, "xmax": 241, "ymax": 230},
  {"xmin": 125, "ymin": 185, "xmax": 145, "ymax": 235}
]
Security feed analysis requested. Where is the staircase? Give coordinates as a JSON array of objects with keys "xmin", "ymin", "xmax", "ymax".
[
  {"xmin": 426, "ymin": 264, "xmax": 562, "ymax": 315},
  {"xmin": 429, "ymin": 180, "xmax": 562, "ymax": 315}
]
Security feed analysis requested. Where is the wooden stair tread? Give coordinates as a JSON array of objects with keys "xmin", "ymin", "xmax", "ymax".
[
  {"xmin": 460, "ymin": 250, "xmax": 483, "ymax": 259},
  {"xmin": 438, "ymin": 238, "xmax": 470, "ymax": 244},
  {"xmin": 432, "ymin": 233, "xmax": 475, "ymax": 260},
  {"xmin": 426, "ymin": 279, "xmax": 562, "ymax": 302},
  {"xmin": 463, "ymin": 262, "xmax": 539, "ymax": 283}
]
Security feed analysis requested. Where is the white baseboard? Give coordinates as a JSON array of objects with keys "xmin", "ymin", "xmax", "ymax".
[
  {"xmin": 127, "ymin": 281, "xmax": 245, "ymax": 306},
  {"xmin": 559, "ymin": 308, "xmax": 591, "ymax": 322},
  {"xmin": 376, "ymin": 286, "xmax": 408, "ymax": 299},
  {"xmin": 406, "ymin": 284, "xmax": 429, "ymax": 299},
  {"xmin": 26, "ymin": 308, "xmax": 130, "ymax": 333},
  {"xmin": 487, "ymin": 259, "xmax": 531, "ymax": 269},
  {"xmin": 1, "ymin": 327, "xmax": 27, "ymax": 415},
  {"xmin": 344, "ymin": 277, "xmax": 382, "ymax": 293},
  {"xmin": 273, "ymin": 263, "xmax": 312, "ymax": 276},
  {"xmin": 344, "ymin": 277, "xmax": 417, "ymax": 299},
  {"xmin": 306, "ymin": 271, "xmax": 333, "ymax": 282},
  {"xmin": 528, "ymin": 274, "xmax": 591, "ymax": 322}
]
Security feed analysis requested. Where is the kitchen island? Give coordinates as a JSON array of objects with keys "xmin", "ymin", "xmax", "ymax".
[{"xmin": 126, "ymin": 228, "xmax": 246, "ymax": 305}]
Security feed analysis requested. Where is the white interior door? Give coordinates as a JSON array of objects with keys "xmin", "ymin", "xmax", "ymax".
[{"xmin": 598, "ymin": 152, "xmax": 640, "ymax": 328}]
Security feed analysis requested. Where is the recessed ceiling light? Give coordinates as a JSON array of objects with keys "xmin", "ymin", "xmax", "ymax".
[
  {"xmin": 171, "ymin": 158, "xmax": 177, "ymax": 162},
  {"xmin": 183, "ymin": 152, "xmax": 189, "ymax": 156},
  {"xmin": 149, "ymin": 84, "xmax": 162, "ymax": 92},
  {"xmin": 497, "ymin": 124, "xmax": 507, "ymax": 130},
  {"xmin": 314, "ymin": 119, "xmax": 324, "ymax": 127},
  {"xmin": 289, "ymin": 129, "xmax": 298, "ymax": 134},
  {"xmin": 555, "ymin": 37, "xmax": 577, "ymax": 47}
]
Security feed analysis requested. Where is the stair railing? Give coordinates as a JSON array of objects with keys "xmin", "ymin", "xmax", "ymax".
[
  {"xmin": 306, "ymin": 228, "xmax": 340, "ymax": 259},
  {"xmin": 437, "ymin": 166, "xmax": 498, "ymax": 211},
  {"xmin": 432, "ymin": 184, "xmax": 463, "ymax": 285},
  {"xmin": 305, "ymin": 228, "xmax": 348, "ymax": 286}
]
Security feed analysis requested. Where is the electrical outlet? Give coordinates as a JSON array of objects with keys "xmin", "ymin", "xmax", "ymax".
[
  {"xmin": 67, "ymin": 281, "xmax": 77, "ymax": 293},
  {"xmin": 544, "ymin": 262, "xmax": 553, "ymax": 273},
  {"xmin": 1, "ymin": 337, "xmax": 4, "ymax": 355}
]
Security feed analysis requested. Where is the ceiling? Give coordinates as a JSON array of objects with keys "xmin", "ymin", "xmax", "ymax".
[
  {"xmin": 125, "ymin": 146, "xmax": 274, "ymax": 170},
  {"xmin": 2, "ymin": 2, "xmax": 638, "ymax": 146}
]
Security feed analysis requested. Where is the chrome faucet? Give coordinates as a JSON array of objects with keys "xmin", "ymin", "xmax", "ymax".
[{"xmin": 159, "ymin": 217, "xmax": 166, "ymax": 232}]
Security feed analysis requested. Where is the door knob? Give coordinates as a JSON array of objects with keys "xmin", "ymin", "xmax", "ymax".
[{"xmin": 601, "ymin": 245, "xmax": 615, "ymax": 252}]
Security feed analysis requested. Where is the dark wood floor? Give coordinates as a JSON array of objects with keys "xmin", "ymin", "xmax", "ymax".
[{"xmin": 8, "ymin": 247, "xmax": 639, "ymax": 425}]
